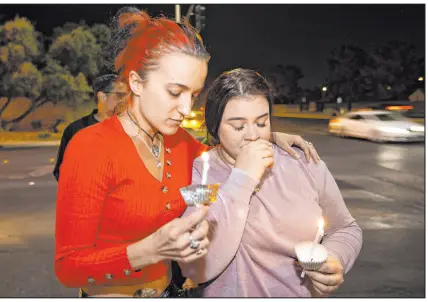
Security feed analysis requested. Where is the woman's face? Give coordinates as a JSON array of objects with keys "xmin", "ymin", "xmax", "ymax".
[
  {"xmin": 133, "ymin": 52, "xmax": 208, "ymax": 136},
  {"xmin": 218, "ymin": 95, "xmax": 271, "ymax": 160}
]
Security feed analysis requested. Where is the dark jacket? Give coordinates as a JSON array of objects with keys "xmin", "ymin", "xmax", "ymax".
[{"xmin": 53, "ymin": 109, "xmax": 98, "ymax": 181}]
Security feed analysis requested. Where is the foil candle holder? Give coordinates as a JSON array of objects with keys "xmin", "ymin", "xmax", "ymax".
[
  {"xmin": 180, "ymin": 183, "xmax": 220, "ymax": 207},
  {"xmin": 180, "ymin": 152, "xmax": 220, "ymax": 207}
]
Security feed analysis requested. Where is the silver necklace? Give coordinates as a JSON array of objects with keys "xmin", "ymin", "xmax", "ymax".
[
  {"xmin": 127, "ymin": 110, "xmax": 163, "ymax": 168},
  {"xmin": 140, "ymin": 134, "xmax": 163, "ymax": 168}
]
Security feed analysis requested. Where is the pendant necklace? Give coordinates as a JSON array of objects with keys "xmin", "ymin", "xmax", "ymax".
[{"xmin": 127, "ymin": 110, "xmax": 163, "ymax": 168}]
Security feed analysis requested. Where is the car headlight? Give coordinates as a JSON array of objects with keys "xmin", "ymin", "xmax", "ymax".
[
  {"xmin": 410, "ymin": 126, "xmax": 425, "ymax": 132},
  {"xmin": 379, "ymin": 127, "xmax": 409, "ymax": 134}
]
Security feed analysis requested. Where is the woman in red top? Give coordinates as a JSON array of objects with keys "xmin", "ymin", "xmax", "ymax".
[{"xmin": 55, "ymin": 7, "xmax": 320, "ymax": 297}]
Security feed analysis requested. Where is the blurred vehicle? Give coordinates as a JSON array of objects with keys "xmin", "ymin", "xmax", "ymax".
[
  {"xmin": 182, "ymin": 110, "xmax": 207, "ymax": 142},
  {"xmin": 384, "ymin": 105, "xmax": 414, "ymax": 111},
  {"xmin": 353, "ymin": 101, "xmax": 425, "ymax": 118},
  {"xmin": 181, "ymin": 110, "xmax": 204, "ymax": 131},
  {"xmin": 371, "ymin": 104, "xmax": 413, "ymax": 112},
  {"xmin": 402, "ymin": 102, "xmax": 425, "ymax": 119},
  {"xmin": 353, "ymin": 101, "xmax": 415, "ymax": 115},
  {"xmin": 329, "ymin": 110, "xmax": 425, "ymax": 143}
]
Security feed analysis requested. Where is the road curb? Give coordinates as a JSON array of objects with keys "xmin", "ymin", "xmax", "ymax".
[
  {"xmin": 272, "ymin": 112, "xmax": 333, "ymax": 119},
  {"xmin": 272, "ymin": 113, "xmax": 425, "ymax": 123},
  {"xmin": 0, "ymin": 141, "xmax": 60, "ymax": 148}
]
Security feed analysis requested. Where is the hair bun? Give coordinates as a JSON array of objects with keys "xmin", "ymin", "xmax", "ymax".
[
  {"xmin": 100, "ymin": 7, "xmax": 150, "ymax": 73},
  {"xmin": 118, "ymin": 11, "xmax": 150, "ymax": 29},
  {"xmin": 113, "ymin": 6, "xmax": 150, "ymax": 30}
]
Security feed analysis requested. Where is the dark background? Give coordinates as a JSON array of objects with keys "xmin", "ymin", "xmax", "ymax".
[{"xmin": 0, "ymin": 4, "xmax": 425, "ymax": 88}]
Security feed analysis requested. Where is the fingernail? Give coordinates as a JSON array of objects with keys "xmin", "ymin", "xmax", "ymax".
[{"xmin": 294, "ymin": 153, "xmax": 300, "ymax": 159}]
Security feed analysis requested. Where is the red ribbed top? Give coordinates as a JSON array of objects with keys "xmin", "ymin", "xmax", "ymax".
[{"xmin": 55, "ymin": 115, "xmax": 208, "ymax": 288}]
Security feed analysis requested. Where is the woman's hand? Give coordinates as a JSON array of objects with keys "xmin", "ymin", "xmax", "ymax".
[
  {"xmin": 271, "ymin": 132, "xmax": 320, "ymax": 163},
  {"xmin": 234, "ymin": 140, "xmax": 274, "ymax": 181},
  {"xmin": 304, "ymin": 255, "xmax": 344, "ymax": 297},
  {"xmin": 127, "ymin": 206, "xmax": 210, "ymax": 270}
]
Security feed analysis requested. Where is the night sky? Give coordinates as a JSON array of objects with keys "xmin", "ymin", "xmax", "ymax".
[{"xmin": 0, "ymin": 4, "xmax": 425, "ymax": 88}]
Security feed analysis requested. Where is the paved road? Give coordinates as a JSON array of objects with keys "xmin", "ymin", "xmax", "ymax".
[{"xmin": 0, "ymin": 117, "xmax": 424, "ymax": 297}]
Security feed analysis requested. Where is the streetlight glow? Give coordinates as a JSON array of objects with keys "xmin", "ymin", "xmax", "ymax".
[
  {"xmin": 418, "ymin": 77, "xmax": 424, "ymax": 81},
  {"xmin": 322, "ymin": 86, "xmax": 328, "ymax": 92}
]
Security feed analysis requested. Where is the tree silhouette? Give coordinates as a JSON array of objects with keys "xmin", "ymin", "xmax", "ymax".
[
  {"xmin": 326, "ymin": 45, "xmax": 369, "ymax": 106},
  {"xmin": 0, "ymin": 17, "xmax": 93, "ymax": 130},
  {"xmin": 268, "ymin": 64, "xmax": 304, "ymax": 104}
]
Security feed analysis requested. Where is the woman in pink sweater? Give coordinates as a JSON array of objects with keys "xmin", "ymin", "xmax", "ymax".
[{"xmin": 180, "ymin": 69, "xmax": 363, "ymax": 297}]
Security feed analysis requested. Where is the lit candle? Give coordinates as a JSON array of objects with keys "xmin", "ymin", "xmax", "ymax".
[
  {"xmin": 314, "ymin": 218, "xmax": 325, "ymax": 243},
  {"xmin": 301, "ymin": 217, "xmax": 325, "ymax": 278},
  {"xmin": 201, "ymin": 152, "xmax": 210, "ymax": 185}
]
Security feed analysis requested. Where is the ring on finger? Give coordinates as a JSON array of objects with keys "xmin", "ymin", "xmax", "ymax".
[
  {"xmin": 189, "ymin": 236, "xmax": 200, "ymax": 249},
  {"xmin": 305, "ymin": 140, "xmax": 313, "ymax": 146}
]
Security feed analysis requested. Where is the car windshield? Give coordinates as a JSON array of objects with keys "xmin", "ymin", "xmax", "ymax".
[{"xmin": 371, "ymin": 113, "xmax": 407, "ymax": 121}]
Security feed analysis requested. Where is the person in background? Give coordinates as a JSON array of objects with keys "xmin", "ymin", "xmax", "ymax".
[
  {"xmin": 180, "ymin": 69, "xmax": 363, "ymax": 297},
  {"xmin": 53, "ymin": 74, "xmax": 127, "ymax": 180}
]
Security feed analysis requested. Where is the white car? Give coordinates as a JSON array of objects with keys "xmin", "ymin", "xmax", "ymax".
[{"xmin": 328, "ymin": 110, "xmax": 425, "ymax": 142}]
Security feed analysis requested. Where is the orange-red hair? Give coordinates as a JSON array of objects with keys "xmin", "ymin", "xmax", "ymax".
[{"xmin": 113, "ymin": 8, "xmax": 210, "ymax": 83}]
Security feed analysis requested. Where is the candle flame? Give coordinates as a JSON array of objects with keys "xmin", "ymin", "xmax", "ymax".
[
  {"xmin": 201, "ymin": 152, "xmax": 210, "ymax": 162},
  {"xmin": 318, "ymin": 218, "xmax": 325, "ymax": 230}
]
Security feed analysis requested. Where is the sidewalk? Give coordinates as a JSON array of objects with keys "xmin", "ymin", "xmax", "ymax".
[
  {"xmin": 272, "ymin": 110, "xmax": 425, "ymax": 123},
  {"xmin": 0, "ymin": 132, "xmax": 61, "ymax": 148},
  {"xmin": 0, "ymin": 140, "xmax": 60, "ymax": 148},
  {"xmin": 271, "ymin": 104, "xmax": 425, "ymax": 122},
  {"xmin": 272, "ymin": 111, "xmax": 332, "ymax": 119}
]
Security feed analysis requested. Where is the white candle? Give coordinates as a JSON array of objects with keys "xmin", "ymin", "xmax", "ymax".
[
  {"xmin": 201, "ymin": 152, "xmax": 210, "ymax": 185},
  {"xmin": 314, "ymin": 218, "xmax": 325, "ymax": 243},
  {"xmin": 301, "ymin": 217, "xmax": 325, "ymax": 278}
]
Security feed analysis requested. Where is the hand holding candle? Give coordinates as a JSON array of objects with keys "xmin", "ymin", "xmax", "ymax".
[
  {"xmin": 180, "ymin": 151, "xmax": 220, "ymax": 208},
  {"xmin": 298, "ymin": 217, "xmax": 326, "ymax": 278}
]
